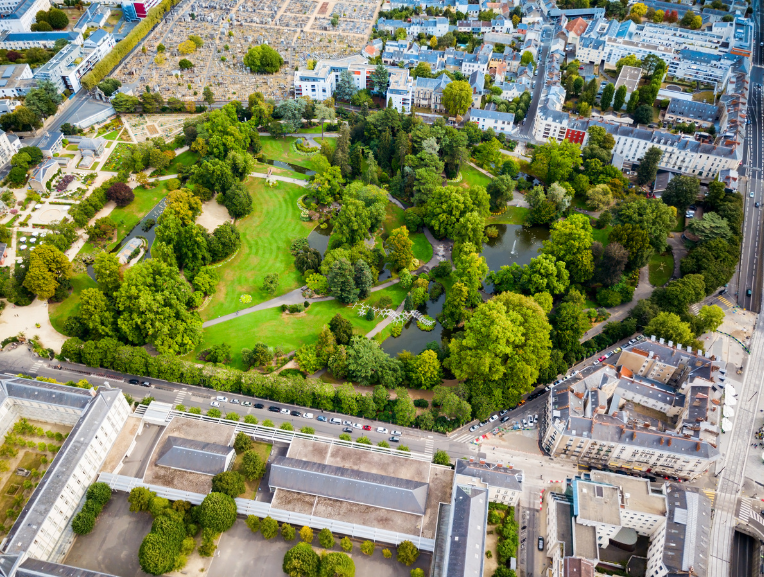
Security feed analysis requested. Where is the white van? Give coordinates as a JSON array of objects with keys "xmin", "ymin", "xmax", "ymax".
[{"xmin": 329, "ymin": 418, "xmax": 342, "ymax": 425}]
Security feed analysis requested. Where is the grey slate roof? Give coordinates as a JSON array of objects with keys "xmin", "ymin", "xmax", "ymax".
[
  {"xmin": 16, "ymin": 558, "xmax": 119, "ymax": 577},
  {"xmin": 663, "ymin": 486, "xmax": 711, "ymax": 577},
  {"xmin": 4, "ymin": 387, "xmax": 123, "ymax": 556},
  {"xmin": 268, "ymin": 456, "xmax": 430, "ymax": 515},
  {"xmin": 156, "ymin": 436, "xmax": 234, "ymax": 476},
  {"xmin": 445, "ymin": 485, "xmax": 488, "ymax": 577},
  {"xmin": 455, "ymin": 460, "xmax": 523, "ymax": 491},
  {"xmin": 2, "ymin": 377, "xmax": 93, "ymax": 409},
  {"xmin": 666, "ymin": 99, "xmax": 720, "ymax": 123}
]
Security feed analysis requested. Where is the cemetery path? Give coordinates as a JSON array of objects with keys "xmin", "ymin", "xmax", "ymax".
[{"xmin": 249, "ymin": 172, "xmax": 309, "ymax": 186}]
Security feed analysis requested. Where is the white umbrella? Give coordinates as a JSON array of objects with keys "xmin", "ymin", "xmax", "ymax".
[
  {"xmin": 727, "ymin": 384, "xmax": 737, "ymax": 397},
  {"xmin": 19, "ymin": 244, "xmax": 26, "ymax": 250},
  {"xmin": 31, "ymin": 231, "xmax": 38, "ymax": 236},
  {"xmin": 28, "ymin": 237, "xmax": 35, "ymax": 243},
  {"xmin": 725, "ymin": 395, "xmax": 737, "ymax": 406},
  {"xmin": 722, "ymin": 418, "xmax": 733, "ymax": 432},
  {"xmin": 19, "ymin": 237, "xmax": 25, "ymax": 242},
  {"xmin": 723, "ymin": 405, "xmax": 734, "ymax": 418}
]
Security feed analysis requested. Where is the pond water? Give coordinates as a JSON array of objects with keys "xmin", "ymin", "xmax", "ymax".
[
  {"xmin": 307, "ymin": 223, "xmax": 332, "ymax": 255},
  {"xmin": 86, "ymin": 197, "xmax": 167, "ymax": 280},
  {"xmin": 259, "ymin": 158, "xmax": 316, "ymax": 176},
  {"xmin": 382, "ymin": 283, "xmax": 448, "ymax": 357},
  {"xmin": 481, "ymin": 224, "xmax": 549, "ymax": 278}
]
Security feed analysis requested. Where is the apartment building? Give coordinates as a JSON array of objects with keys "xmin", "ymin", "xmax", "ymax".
[
  {"xmin": 467, "ymin": 108, "xmax": 515, "ymax": 134},
  {"xmin": 33, "ymin": 29, "xmax": 115, "ymax": 93},
  {"xmin": 376, "ymin": 16, "xmax": 449, "ymax": 38},
  {"xmin": 0, "ymin": 31, "xmax": 82, "ymax": 49},
  {"xmin": 0, "ymin": 0, "xmax": 51, "ymax": 32},
  {"xmin": 293, "ymin": 55, "xmax": 413, "ymax": 111},
  {"xmin": 0, "ymin": 63, "xmax": 35, "ymax": 98},
  {"xmin": 0, "ymin": 378, "xmax": 130, "ymax": 561},
  {"xmin": 454, "ymin": 458, "xmax": 524, "ymax": 506},
  {"xmin": 645, "ymin": 486, "xmax": 711, "ymax": 577},
  {"xmin": 540, "ymin": 342, "xmax": 723, "ymax": 480},
  {"xmin": 665, "ymin": 99, "xmax": 720, "ymax": 128},
  {"xmin": 0, "ymin": 129, "xmax": 17, "ymax": 167},
  {"xmin": 413, "ymin": 74, "xmax": 451, "ymax": 112}
]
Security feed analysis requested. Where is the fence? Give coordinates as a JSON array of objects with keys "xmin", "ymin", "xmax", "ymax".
[{"xmin": 97, "ymin": 473, "xmax": 436, "ymax": 551}]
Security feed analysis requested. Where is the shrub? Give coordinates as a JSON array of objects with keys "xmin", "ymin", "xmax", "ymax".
[
  {"xmin": 246, "ymin": 515, "xmax": 260, "ymax": 533},
  {"xmin": 71, "ymin": 510, "xmax": 95, "ymax": 534},
  {"xmin": 340, "ymin": 536, "xmax": 353, "ymax": 552},
  {"xmin": 391, "ymin": 324, "xmax": 402, "ymax": 337},
  {"xmin": 283, "ymin": 542, "xmax": 320, "ymax": 577},
  {"xmin": 198, "ymin": 527, "xmax": 218, "ymax": 557},
  {"xmin": 432, "ymin": 450, "xmax": 450, "ymax": 466},
  {"xmin": 240, "ymin": 450, "xmax": 266, "ymax": 481},
  {"xmin": 86, "ymin": 482, "xmax": 112, "ymax": 507},
  {"xmin": 261, "ymin": 516, "xmax": 279, "ymax": 539},
  {"xmin": 280, "ymin": 422, "xmax": 294, "ymax": 431},
  {"xmin": 211, "ymin": 470, "xmax": 245, "ymax": 497},
  {"xmin": 244, "ymin": 415, "xmax": 258, "ymax": 424},
  {"xmin": 488, "ymin": 510, "xmax": 503, "ymax": 525},
  {"xmin": 410, "ymin": 570, "xmax": 425, "ymax": 577},
  {"xmin": 300, "ymin": 525, "xmax": 314, "ymax": 543},
  {"xmin": 596, "ymin": 287, "xmax": 622, "ymax": 308},
  {"xmin": 397, "ymin": 540, "xmax": 419, "ymax": 566},
  {"xmin": 300, "ymin": 426, "xmax": 315, "ymax": 434},
  {"xmin": 318, "ymin": 527, "xmax": 335, "ymax": 549},
  {"xmin": 319, "ymin": 551, "xmax": 355, "ymax": 577},
  {"xmin": 355, "ymin": 436, "xmax": 372, "ymax": 445},
  {"xmin": 383, "ymin": 548, "xmax": 392, "ymax": 559},
  {"xmin": 413, "ymin": 399, "xmax": 429, "ymax": 408},
  {"xmin": 234, "ymin": 431, "xmax": 253, "ymax": 454},
  {"xmin": 281, "ymin": 522, "xmax": 296, "ymax": 541},
  {"xmin": 361, "ymin": 540, "xmax": 375, "ymax": 555}
]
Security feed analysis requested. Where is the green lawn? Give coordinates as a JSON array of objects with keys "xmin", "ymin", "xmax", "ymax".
[
  {"xmin": 673, "ymin": 214, "xmax": 686, "ymax": 233},
  {"xmin": 195, "ymin": 284, "xmax": 408, "ymax": 369},
  {"xmin": 49, "ymin": 273, "xmax": 98, "ymax": 333},
  {"xmin": 383, "ymin": 203, "xmax": 406, "ymax": 236},
  {"xmin": 258, "ymin": 137, "xmax": 328, "ymax": 172},
  {"xmin": 412, "ymin": 232, "xmax": 433, "ymax": 264},
  {"xmin": 161, "ymin": 150, "xmax": 199, "ymax": 175},
  {"xmin": 460, "ymin": 164, "xmax": 492, "ymax": 188},
  {"xmin": 251, "ymin": 163, "xmax": 311, "ymax": 181},
  {"xmin": 201, "ymin": 178, "xmax": 314, "ymax": 321},
  {"xmin": 592, "ymin": 225, "xmax": 613, "ymax": 247},
  {"xmin": 105, "ymin": 180, "xmax": 172, "ymax": 251},
  {"xmin": 102, "ymin": 130, "xmax": 120, "ymax": 141},
  {"xmin": 381, "ymin": 203, "xmax": 432, "ymax": 263},
  {"xmin": 486, "ymin": 206, "xmax": 529, "ymax": 226},
  {"xmin": 649, "ymin": 253, "xmax": 674, "ymax": 287}
]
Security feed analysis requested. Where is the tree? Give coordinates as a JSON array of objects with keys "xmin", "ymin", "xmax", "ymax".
[
  {"xmin": 616, "ymin": 198, "xmax": 675, "ymax": 252},
  {"xmin": 329, "ymin": 313, "xmax": 353, "ymax": 345},
  {"xmin": 645, "ymin": 312, "xmax": 697, "ymax": 347},
  {"xmin": 353, "ymin": 260, "xmax": 373, "ymax": 300},
  {"xmin": 626, "ymin": 89, "xmax": 640, "ymax": 114},
  {"xmin": 636, "ymin": 146, "xmax": 663, "ymax": 186},
  {"xmin": 596, "ymin": 242, "xmax": 629, "ymax": 286},
  {"xmin": 319, "ymin": 552, "xmax": 355, "ymax": 577},
  {"xmin": 410, "ymin": 350, "xmax": 442, "ymax": 389},
  {"xmin": 211, "ymin": 471, "xmax": 245, "ymax": 497},
  {"xmin": 24, "ymin": 244, "xmax": 71, "ymax": 300},
  {"xmin": 446, "ymin": 292, "xmax": 551, "ymax": 391},
  {"xmin": 262, "ymin": 273, "xmax": 280, "ymax": 295},
  {"xmin": 203, "ymin": 86, "xmax": 214, "ymax": 106},
  {"xmin": 633, "ymin": 104, "xmax": 654, "ymax": 125},
  {"xmin": 361, "ymin": 541, "xmax": 375, "ymax": 555},
  {"xmin": 327, "ymin": 259, "xmax": 358, "ymax": 303},
  {"xmin": 530, "ymin": 140, "xmax": 582, "ymax": 184},
  {"xmin": 386, "ymin": 226, "xmax": 414, "ymax": 270},
  {"xmin": 432, "ymin": 450, "xmax": 450, "ymax": 466},
  {"xmin": 283, "ymin": 542, "xmax": 320, "ymax": 577},
  {"xmin": 694, "ymin": 304, "xmax": 725, "ymax": 335},
  {"xmin": 333, "ymin": 199, "xmax": 371, "ymax": 245},
  {"xmin": 334, "ymin": 70, "xmax": 356, "ymax": 102},
  {"xmin": 198, "ymin": 492, "xmax": 236, "ymax": 533},
  {"xmin": 454, "ymin": 248, "xmax": 488, "ymax": 306},
  {"xmin": 397, "ymin": 541, "xmax": 420, "ymax": 567},
  {"xmin": 282, "ymin": 523, "xmax": 296, "ymax": 541},
  {"xmin": 600, "ymin": 83, "xmax": 615, "ymax": 110},
  {"xmin": 178, "ymin": 58, "xmax": 194, "ymax": 70},
  {"xmin": 106, "ymin": 182, "xmax": 134, "ymax": 207},
  {"xmin": 662, "ymin": 175, "xmax": 699, "ymax": 212},
  {"xmin": 586, "ymin": 184, "xmax": 613, "ymax": 211},
  {"xmin": 613, "ymin": 85, "xmax": 628, "ymax": 111},
  {"xmin": 687, "ymin": 212, "xmax": 733, "ymax": 241},
  {"xmin": 552, "ymin": 302, "xmax": 590, "ymax": 353},
  {"xmin": 371, "ymin": 63, "xmax": 390, "ymax": 95},
  {"xmin": 542, "ymin": 214, "xmax": 594, "ymax": 284},
  {"xmin": 261, "ymin": 517, "xmax": 279, "ymax": 540},
  {"xmin": 318, "ymin": 528, "xmax": 335, "ymax": 549},
  {"xmin": 71, "ymin": 510, "xmax": 95, "ymax": 534},
  {"xmin": 234, "ymin": 431, "xmax": 253, "ymax": 454},
  {"xmin": 300, "ymin": 526, "xmax": 314, "ymax": 543},
  {"xmin": 115, "ymin": 259, "xmax": 202, "ymax": 355},
  {"xmin": 77, "ymin": 288, "xmax": 113, "ymax": 339},
  {"xmin": 442, "ymin": 81, "xmax": 473, "ymax": 116},
  {"xmin": 47, "ymin": 8, "xmax": 68, "ymax": 28},
  {"xmin": 243, "ymin": 45, "xmax": 283, "ymax": 73},
  {"xmin": 652, "ymin": 274, "xmax": 706, "ymax": 315}
]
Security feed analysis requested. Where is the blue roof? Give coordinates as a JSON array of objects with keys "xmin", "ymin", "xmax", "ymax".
[
  {"xmin": 87, "ymin": 29, "xmax": 108, "ymax": 44},
  {"xmin": 8, "ymin": 0, "xmax": 42, "ymax": 19},
  {"xmin": 470, "ymin": 108, "xmax": 515, "ymax": 121},
  {"xmin": 3, "ymin": 32, "xmax": 79, "ymax": 41}
]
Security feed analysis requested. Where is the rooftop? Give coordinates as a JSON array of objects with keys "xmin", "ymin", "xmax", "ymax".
[
  {"xmin": 446, "ymin": 484, "xmax": 487, "ymax": 577},
  {"xmin": 615, "ymin": 65, "xmax": 642, "ymax": 94},
  {"xmin": 589, "ymin": 471, "xmax": 667, "ymax": 516},
  {"xmin": 663, "ymin": 486, "xmax": 711, "ymax": 577},
  {"xmin": 666, "ymin": 98, "xmax": 720, "ymax": 122},
  {"xmin": 455, "ymin": 460, "xmax": 523, "ymax": 491},
  {"xmin": 574, "ymin": 479, "xmax": 622, "ymax": 526},
  {"xmin": 156, "ymin": 436, "xmax": 234, "ymax": 476}
]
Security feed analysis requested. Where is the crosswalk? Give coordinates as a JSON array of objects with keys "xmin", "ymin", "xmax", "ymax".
[
  {"xmin": 739, "ymin": 497, "xmax": 753, "ymax": 521},
  {"xmin": 173, "ymin": 389, "xmax": 187, "ymax": 408},
  {"xmin": 703, "ymin": 489, "xmax": 716, "ymax": 506},
  {"xmin": 690, "ymin": 303, "xmax": 702, "ymax": 314},
  {"xmin": 452, "ymin": 432, "xmax": 479, "ymax": 443},
  {"xmin": 717, "ymin": 295, "xmax": 735, "ymax": 309},
  {"xmin": 29, "ymin": 360, "xmax": 43, "ymax": 374},
  {"xmin": 424, "ymin": 437, "xmax": 434, "ymax": 455}
]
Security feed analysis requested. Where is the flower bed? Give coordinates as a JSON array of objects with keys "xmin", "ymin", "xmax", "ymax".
[
  {"xmin": 55, "ymin": 175, "xmax": 75, "ymax": 193},
  {"xmin": 291, "ymin": 139, "xmax": 319, "ymax": 156}
]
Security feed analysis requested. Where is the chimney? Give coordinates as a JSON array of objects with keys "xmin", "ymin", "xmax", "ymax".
[
  {"xmin": 668, "ymin": 438, "xmax": 672, "ymax": 446},
  {"xmin": 469, "ymin": 455, "xmax": 475, "ymax": 463},
  {"xmin": 660, "ymin": 437, "xmax": 665, "ymax": 445},
  {"xmin": 696, "ymin": 442, "xmax": 701, "ymax": 451},
  {"xmin": 479, "ymin": 457, "xmax": 486, "ymax": 465},
  {"xmin": 497, "ymin": 462, "xmax": 503, "ymax": 468}
]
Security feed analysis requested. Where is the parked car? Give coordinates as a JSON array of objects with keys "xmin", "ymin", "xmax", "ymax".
[
  {"xmin": 343, "ymin": 427, "xmax": 353, "ymax": 433},
  {"xmin": 254, "ymin": 403, "xmax": 264, "ymax": 409},
  {"xmin": 343, "ymin": 420, "xmax": 353, "ymax": 426},
  {"xmin": 353, "ymin": 423, "xmax": 362, "ymax": 429},
  {"xmin": 389, "ymin": 436, "xmax": 400, "ymax": 443},
  {"xmin": 290, "ymin": 410, "xmax": 302, "ymax": 417},
  {"xmin": 303, "ymin": 413, "xmax": 314, "ymax": 419},
  {"xmin": 363, "ymin": 425, "xmax": 372, "ymax": 431},
  {"xmin": 376, "ymin": 427, "xmax": 388, "ymax": 434},
  {"xmin": 479, "ymin": 421, "xmax": 488, "ymax": 427},
  {"xmin": 141, "ymin": 382, "xmax": 151, "ymax": 387},
  {"xmin": 499, "ymin": 409, "xmax": 508, "ymax": 416},
  {"xmin": 230, "ymin": 399, "xmax": 239, "ymax": 404},
  {"xmin": 242, "ymin": 401, "xmax": 252, "ymax": 407},
  {"xmin": 470, "ymin": 424, "xmax": 480, "ymax": 432},
  {"xmin": 598, "ymin": 356, "xmax": 606, "ymax": 362},
  {"xmin": 210, "ymin": 401, "xmax": 221, "ymax": 407},
  {"xmin": 280, "ymin": 408, "xmax": 290, "ymax": 415},
  {"xmin": 501, "ymin": 415, "xmax": 511, "ymax": 423},
  {"xmin": 538, "ymin": 537, "xmax": 545, "ymax": 551},
  {"xmin": 268, "ymin": 406, "xmax": 280, "ymax": 412},
  {"xmin": 128, "ymin": 379, "xmax": 139, "ymax": 385},
  {"xmin": 391, "ymin": 430, "xmax": 402, "ymax": 435},
  {"xmin": 330, "ymin": 418, "xmax": 342, "ymax": 425},
  {"xmin": 216, "ymin": 396, "xmax": 228, "ymax": 402},
  {"xmin": 317, "ymin": 416, "xmax": 327, "ymax": 422},
  {"xmin": 489, "ymin": 415, "xmax": 498, "ymax": 423}
]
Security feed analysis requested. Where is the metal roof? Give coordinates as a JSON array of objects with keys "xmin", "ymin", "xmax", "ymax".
[
  {"xmin": 156, "ymin": 436, "xmax": 234, "ymax": 476},
  {"xmin": 268, "ymin": 456, "xmax": 430, "ymax": 515},
  {"xmin": 445, "ymin": 485, "xmax": 488, "ymax": 577},
  {"xmin": 455, "ymin": 460, "xmax": 523, "ymax": 491},
  {"xmin": 16, "ymin": 557, "xmax": 119, "ymax": 577}
]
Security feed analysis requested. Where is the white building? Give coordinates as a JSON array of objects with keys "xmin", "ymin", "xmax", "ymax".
[
  {"xmin": 0, "ymin": 31, "xmax": 82, "ymax": 49},
  {"xmin": 0, "ymin": 377, "xmax": 130, "ymax": 562},
  {"xmin": 0, "ymin": 0, "xmax": 51, "ymax": 32},
  {"xmin": 0, "ymin": 129, "xmax": 16, "ymax": 167},
  {"xmin": 467, "ymin": 108, "xmax": 515, "ymax": 135},
  {"xmin": 0, "ymin": 64, "xmax": 35, "ymax": 98},
  {"xmin": 376, "ymin": 16, "xmax": 449, "ymax": 38},
  {"xmin": 33, "ymin": 29, "xmax": 115, "ymax": 93},
  {"xmin": 454, "ymin": 458, "xmax": 524, "ymax": 506}
]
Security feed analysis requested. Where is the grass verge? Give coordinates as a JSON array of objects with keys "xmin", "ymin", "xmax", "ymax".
[
  {"xmin": 648, "ymin": 253, "xmax": 674, "ymax": 287},
  {"xmin": 106, "ymin": 180, "xmax": 172, "ymax": 251},
  {"xmin": 49, "ymin": 273, "xmax": 98, "ymax": 333},
  {"xmin": 486, "ymin": 206, "xmax": 529, "ymax": 226}
]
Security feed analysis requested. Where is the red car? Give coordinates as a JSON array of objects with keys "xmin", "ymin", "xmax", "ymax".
[
  {"xmin": 598, "ymin": 356, "xmax": 607, "ymax": 362},
  {"xmin": 363, "ymin": 425, "xmax": 371, "ymax": 431}
]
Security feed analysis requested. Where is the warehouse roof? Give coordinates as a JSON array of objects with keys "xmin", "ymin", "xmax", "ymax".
[
  {"xmin": 156, "ymin": 436, "xmax": 234, "ymax": 476},
  {"xmin": 268, "ymin": 456, "xmax": 430, "ymax": 515}
]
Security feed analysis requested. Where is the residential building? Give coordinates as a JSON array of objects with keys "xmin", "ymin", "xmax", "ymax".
[
  {"xmin": 376, "ymin": 16, "xmax": 449, "ymax": 38},
  {"xmin": 29, "ymin": 158, "xmax": 58, "ymax": 192},
  {"xmin": 0, "ymin": 31, "xmax": 82, "ymax": 49},
  {"xmin": 387, "ymin": 67, "xmax": 414, "ymax": 112},
  {"xmin": 37, "ymin": 131, "xmax": 63, "ymax": 158},
  {"xmin": 0, "ymin": 129, "xmax": 16, "ymax": 167},
  {"xmin": 72, "ymin": 3, "xmax": 110, "ymax": 32},
  {"xmin": 645, "ymin": 486, "xmax": 711, "ymax": 577},
  {"xmin": 0, "ymin": 64, "xmax": 35, "ymax": 98},
  {"xmin": 0, "ymin": 377, "xmax": 130, "ymax": 561},
  {"xmin": 547, "ymin": 7, "xmax": 605, "ymax": 23},
  {"xmin": 540, "ymin": 342, "xmax": 723, "ymax": 480},
  {"xmin": 454, "ymin": 458, "xmax": 524, "ymax": 505},
  {"xmin": 124, "ymin": 0, "xmax": 161, "ymax": 18},
  {"xmin": 665, "ymin": 99, "xmax": 719, "ymax": 128},
  {"xmin": 443, "ymin": 484, "xmax": 488, "ymax": 577},
  {"xmin": 0, "ymin": 0, "xmax": 51, "ymax": 32},
  {"xmin": 564, "ymin": 16, "xmax": 588, "ymax": 47},
  {"xmin": 33, "ymin": 29, "xmax": 115, "ymax": 93},
  {"xmin": 467, "ymin": 108, "xmax": 515, "ymax": 134},
  {"xmin": 614, "ymin": 65, "xmax": 642, "ymax": 100},
  {"xmin": 413, "ymin": 73, "xmax": 451, "ymax": 112}
]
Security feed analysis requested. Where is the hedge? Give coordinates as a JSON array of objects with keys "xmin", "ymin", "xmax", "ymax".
[{"xmin": 81, "ymin": 0, "xmax": 184, "ymax": 90}]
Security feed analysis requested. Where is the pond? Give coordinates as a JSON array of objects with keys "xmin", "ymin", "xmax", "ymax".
[
  {"xmin": 481, "ymin": 224, "xmax": 549, "ymax": 281},
  {"xmin": 259, "ymin": 158, "xmax": 316, "ymax": 176},
  {"xmin": 86, "ymin": 197, "xmax": 167, "ymax": 280},
  {"xmin": 382, "ymin": 283, "xmax": 449, "ymax": 357},
  {"xmin": 307, "ymin": 222, "xmax": 332, "ymax": 255}
]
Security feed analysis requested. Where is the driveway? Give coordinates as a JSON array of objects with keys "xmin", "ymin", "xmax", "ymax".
[{"xmin": 667, "ymin": 233, "xmax": 688, "ymax": 280}]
